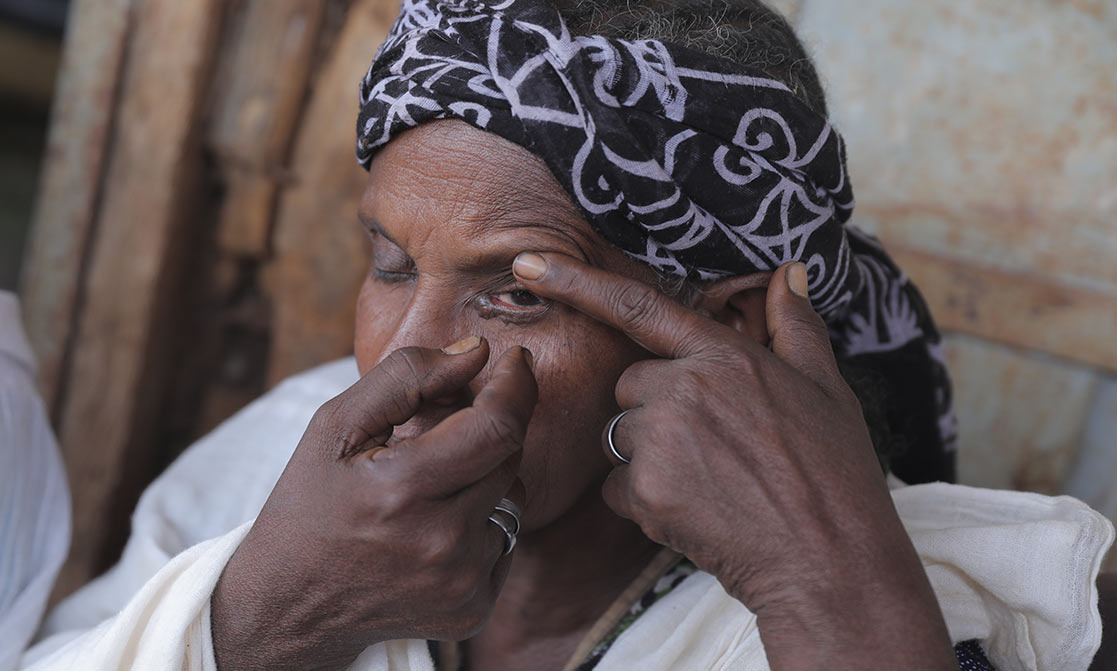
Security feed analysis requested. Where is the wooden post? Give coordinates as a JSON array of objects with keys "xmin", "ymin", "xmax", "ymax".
[
  {"xmin": 20, "ymin": 0, "xmax": 132, "ymax": 415},
  {"xmin": 42, "ymin": 0, "xmax": 226, "ymax": 599},
  {"xmin": 208, "ymin": 0, "xmax": 329, "ymax": 257},
  {"xmin": 265, "ymin": 0, "xmax": 400, "ymax": 384}
]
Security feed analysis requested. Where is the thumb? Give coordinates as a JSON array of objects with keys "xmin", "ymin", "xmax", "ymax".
[{"xmin": 766, "ymin": 263, "xmax": 844, "ymax": 393}]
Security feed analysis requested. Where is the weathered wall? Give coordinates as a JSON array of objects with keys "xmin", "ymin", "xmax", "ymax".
[{"xmin": 787, "ymin": 0, "xmax": 1117, "ymax": 537}]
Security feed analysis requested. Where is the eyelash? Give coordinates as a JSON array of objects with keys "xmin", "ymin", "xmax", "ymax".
[{"xmin": 372, "ymin": 267, "xmax": 415, "ymax": 284}]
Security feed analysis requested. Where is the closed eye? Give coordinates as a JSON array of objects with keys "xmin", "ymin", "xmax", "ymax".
[{"xmin": 373, "ymin": 267, "xmax": 416, "ymax": 283}]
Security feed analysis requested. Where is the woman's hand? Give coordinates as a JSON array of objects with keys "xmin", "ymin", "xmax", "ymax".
[
  {"xmin": 513, "ymin": 253, "xmax": 957, "ymax": 670},
  {"xmin": 211, "ymin": 340, "xmax": 536, "ymax": 671}
]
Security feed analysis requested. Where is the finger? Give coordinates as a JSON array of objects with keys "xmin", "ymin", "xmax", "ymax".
[
  {"xmin": 453, "ymin": 445, "xmax": 522, "ymax": 515},
  {"xmin": 513, "ymin": 252, "xmax": 733, "ymax": 359},
  {"xmin": 766, "ymin": 263, "xmax": 844, "ymax": 392},
  {"xmin": 402, "ymin": 347, "xmax": 538, "ymax": 495},
  {"xmin": 614, "ymin": 358, "xmax": 675, "ymax": 409},
  {"xmin": 481, "ymin": 478, "xmax": 527, "ymax": 582},
  {"xmin": 600, "ymin": 467, "xmax": 636, "ymax": 522},
  {"xmin": 484, "ymin": 481, "xmax": 525, "ymax": 601},
  {"xmin": 317, "ymin": 337, "xmax": 490, "ymax": 458}
]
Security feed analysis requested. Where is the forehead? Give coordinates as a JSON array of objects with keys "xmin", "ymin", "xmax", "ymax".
[{"xmin": 360, "ymin": 120, "xmax": 595, "ymax": 252}]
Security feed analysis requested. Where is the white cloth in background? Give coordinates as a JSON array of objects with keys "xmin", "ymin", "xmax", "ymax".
[
  {"xmin": 0, "ymin": 292, "xmax": 71, "ymax": 671},
  {"xmin": 20, "ymin": 357, "xmax": 1116, "ymax": 670}
]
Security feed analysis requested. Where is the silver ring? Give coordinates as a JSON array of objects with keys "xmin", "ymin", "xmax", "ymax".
[
  {"xmin": 487, "ymin": 497, "xmax": 520, "ymax": 556},
  {"xmin": 606, "ymin": 409, "xmax": 633, "ymax": 464},
  {"xmin": 492, "ymin": 498, "xmax": 521, "ymax": 536}
]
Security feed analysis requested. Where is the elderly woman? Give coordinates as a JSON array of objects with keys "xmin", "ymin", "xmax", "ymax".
[{"xmin": 20, "ymin": 0, "xmax": 1113, "ymax": 669}]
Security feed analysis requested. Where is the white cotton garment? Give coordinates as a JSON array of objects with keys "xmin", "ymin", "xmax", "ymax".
[
  {"xmin": 0, "ymin": 292, "xmax": 71, "ymax": 671},
  {"xmin": 594, "ymin": 484, "xmax": 1114, "ymax": 671},
  {"xmin": 19, "ymin": 358, "xmax": 1116, "ymax": 670}
]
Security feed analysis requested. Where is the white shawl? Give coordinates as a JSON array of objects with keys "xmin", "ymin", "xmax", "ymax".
[{"xmin": 21, "ymin": 360, "xmax": 1114, "ymax": 670}]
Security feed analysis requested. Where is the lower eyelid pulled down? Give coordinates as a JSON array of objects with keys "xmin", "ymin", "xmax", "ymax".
[{"xmin": 474, "ymin": 290, "xmax": 551, "ymax": 323}]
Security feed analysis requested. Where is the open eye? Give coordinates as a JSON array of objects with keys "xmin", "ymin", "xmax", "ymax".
[
  {"xmin": 475, "ymin": 284, "xmax": 550, "ymax": 323},
  {"xmin": 491, "ymin": 289, "xmax": 543, "ymax": 308}
]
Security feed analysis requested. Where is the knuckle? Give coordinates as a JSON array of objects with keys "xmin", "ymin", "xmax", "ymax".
[
  {"xmin": 308, "ymin": 397, "xmax": 344, "ymax": 432},
  {"xmin": 372, "ymin": 483, "xmax": 415, "ymax": 518},
  {"xmin": 450, "ymin": 609, "xmax": 489, "ymax": 641},
  {"xmin": 783, "ymin": 312, "xmax": 827, "ymax": 343},
  {"xmin": 833, "ymin": 381, "xmax": 863, "ymax": 413},
  {"xmin": 442, "ymin": 565, "xmax": 480, "ymax": 604},
  {"xmin": 609, "ymin": 283, "xmax": 662, "ymax": 331},
  {"xmin": 630, "ymin": 468, "xmax": 672, "ymax": 515},
  {"xmin": 308, "ymin": 401, "xmax": 372, "ymax": 459},
  {"xmin": 666, "ymin": 370, "xmax": 706, "ymax": 408},
  {"xmin": 476, "ymin": 409, "xmax": 525, "ymax": 447},
  {"xmin": 420, "ymin": 529, "xmax": 463, "ymax": 568},
  {"xmin": 381, "ymin": 347, "xmax": 431, "ymax": 389}
]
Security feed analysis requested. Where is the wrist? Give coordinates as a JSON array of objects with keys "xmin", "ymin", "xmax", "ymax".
[
  {"xmin": 210, "ymin": 542, "xmax": 371, "ymax": 671},
  {"xmin": 745, "ymin": 564, "xmax": 956, "ymax": 670}
]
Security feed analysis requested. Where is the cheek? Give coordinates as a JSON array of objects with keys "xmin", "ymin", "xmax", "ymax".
[{"xmin": 513, "ymin": 313, "xmax": 647, "ymax": 524}]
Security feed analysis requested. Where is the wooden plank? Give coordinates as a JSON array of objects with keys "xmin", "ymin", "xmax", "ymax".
[
  {"xmin": 208, "ymin": 0, "xmax": 328, "ymax": 256},
  {"xmin": 19, "ymin": 0, "xmax": 131, "ymax": 414},
  {"xmin": 49, "ymin": 0, "xmax": 225, "ymax": 600},
  {"xmin": 265, "ymin": 0, "xmax": 399, "ymax": 384},
  {"xmin": 887, "ymin": 243, "xmax": 1117, "ymax": 373}
]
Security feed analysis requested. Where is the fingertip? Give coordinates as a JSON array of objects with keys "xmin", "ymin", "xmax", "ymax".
[
  {"xmin": 439, "ymin": 335, "xmax": 490, "ymax": 366},
  {"xmin": 442, "ymin": 334, "xmax": 483, "ymax": 355},
  {"xmin": 770, "ymin": 262, "xmax": 809, "ymax": 301},
  {"xmin": 786, "ymin": 262, "xmax": 810, "ymax": 299},
  {"xmin": 494, "ymin": 345, "xmax": 534, "ymax": 374},
  {"xmin": 433, "ymin": 336, "xmax": 491, "ymax": 388},
  {"xmin": 512, "ymin": 252, "xmax": 548, "ymax": 282}
]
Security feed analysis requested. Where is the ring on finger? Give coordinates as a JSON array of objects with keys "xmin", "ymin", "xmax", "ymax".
[
  {"xmin": 487, "ymin": 497, "xmax": 520, "ymax": 556},
  {"xmin": 492, "ymin": 498, "xmax": 521, "ymax": 535},
  {"xmin": 606, "ymin": 409, "xmax": 633, "ymax": 465}
]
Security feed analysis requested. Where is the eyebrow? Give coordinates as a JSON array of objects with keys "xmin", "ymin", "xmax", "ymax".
[
  {"xmin": 361, "ymin": 215, "xmax": 401, "ymax": 250},
  {"xmin": 361, "ymin": 206, "xmax": 598, "ymax": 276}
]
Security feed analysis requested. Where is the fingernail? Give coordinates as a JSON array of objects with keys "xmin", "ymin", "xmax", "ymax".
[
  {"xmin": 513, "ymin": 252, "xmax": 547, "ymax": 281},
  {"xmin": 442, "ymin": 335, "xmax": 481, "ymax": 355},
  {"xmin": 787, "ymin": 262, "xmax": 809, "ymax": 299},
  {"xmin": 521, "ymin": 347, "xmax": 534, "ymax": 372}
]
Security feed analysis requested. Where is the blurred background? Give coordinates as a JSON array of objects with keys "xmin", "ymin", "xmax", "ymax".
[{"xmin": 1, "ymin": 0, "xmax": 1114, "ymax": 600}]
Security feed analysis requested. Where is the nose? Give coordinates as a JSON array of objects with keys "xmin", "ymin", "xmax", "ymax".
[
  {"xmin": 373, "ymin": 286, "xmax": 480, "ymax": 438},
  {"xmin": 374, "ymin": 288, "xmax": 457, "ymax": 363}
]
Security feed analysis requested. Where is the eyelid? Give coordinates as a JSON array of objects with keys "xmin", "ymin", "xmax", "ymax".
[
  {"xmin": 373, "ymin": 267, "xmax": 416, "ymax": 283},
  {"xmin": 369, "ymin": 230, "xmax": 416, "ymax": 273},
  {"xmin": 469, "ymin": 271, "xmax": 551, "ymax": 324}
]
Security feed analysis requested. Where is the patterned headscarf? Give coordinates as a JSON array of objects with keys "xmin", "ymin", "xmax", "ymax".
[{"xmin": 356, "ymin": 0, "xmax": 957, "ymax": 482}]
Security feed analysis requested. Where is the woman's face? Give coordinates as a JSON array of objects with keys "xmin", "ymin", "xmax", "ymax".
[{"xmin": 355, "ymin": 120, "xmax": 654, "ymax": 530}]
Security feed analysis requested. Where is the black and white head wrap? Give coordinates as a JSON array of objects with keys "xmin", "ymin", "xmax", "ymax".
[{"xmin": 356, "ymin": 0, "xmax": 958, "ymax": 482}]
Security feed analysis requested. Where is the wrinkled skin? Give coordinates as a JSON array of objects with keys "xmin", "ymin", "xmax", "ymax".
[{"xmin": 211, "ymin": 120, "xmax": 959, "ymax": 670}]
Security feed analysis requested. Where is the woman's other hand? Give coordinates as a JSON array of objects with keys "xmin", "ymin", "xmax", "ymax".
[
  {"xmin": 211, "ymin": 340, "xmax": 536, "ymax": 671},
  {"xmin": 513, "ymin": 253, "xmax": 957, "ymax": 670}
]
